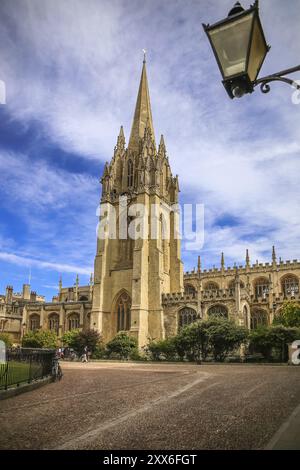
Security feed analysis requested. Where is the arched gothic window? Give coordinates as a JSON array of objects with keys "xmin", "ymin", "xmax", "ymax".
[
  {"xmin": 250, "ymin": 309, "xmax": 268, "ymax": 329},
  {"xmin": 184, "ymin": 284, "xmax": 197, "ymax": 296},
  {"xmin": 117, "ymin": 292, "xmax": 131, "ymax": 332},
  {"xmin": 207, "ymin": 304, "xmax": 228, "ymax": 318},
  {"xmin": 127, "ymin": 159, "xmax": 134, "ymax": 188},
  {"xmin": 254, "ymin": 278, "xmax": 270, "ymax": 298},
  {"xmin": 228, "ymin": 279, "xmax": 245, "ymax": 290},
  {"xmin": 178, "ymin": 308, "xmax": 197, "ymax": 329},
  {"xmin": 29, "ymin": 314, "xmax": 40, "ymax": 331},
  {"xmin": 281, "ymin": 275, "xmax": 299, "ymax": 296},
  {"xmin": 204, "ymin": 282, "xmax": 219, "ymax": 291},
  {"xmin": 48, "ymin": 314, "xmax": 59, "ymax": 335},
  {"xmin": 68, "ymin": 313, "xmax": 80, "ymax": 330}
]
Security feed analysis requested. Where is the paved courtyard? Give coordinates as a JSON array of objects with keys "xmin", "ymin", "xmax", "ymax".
[{"xmin": 0, "ymin": 362, "xmax": 300, "ymax": 450}]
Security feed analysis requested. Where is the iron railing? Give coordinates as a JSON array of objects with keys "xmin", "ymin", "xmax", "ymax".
[{"xmin": 0, "ymin": 348, "xmax": 56, "ymax": 391}]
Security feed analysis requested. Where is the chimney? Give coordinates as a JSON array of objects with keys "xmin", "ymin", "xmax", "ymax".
[{"xmin": 22, "ymin": 284, "xmax": 31, "ymax": 301}]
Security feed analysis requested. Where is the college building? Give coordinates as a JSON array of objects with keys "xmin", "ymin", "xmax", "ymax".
[{"xmin": 1, "ymin": 60, "xmax": 299, "ymax": 346}]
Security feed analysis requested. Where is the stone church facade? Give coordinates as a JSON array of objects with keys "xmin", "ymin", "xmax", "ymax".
[{"xmin": 1, "ymin": 61, "xmax": 300, "ymax": 345}]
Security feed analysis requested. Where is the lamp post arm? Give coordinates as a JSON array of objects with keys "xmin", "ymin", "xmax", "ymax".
[{"xmin": 254, "ymin": 65, "xmax": 300, "ymax": 94}]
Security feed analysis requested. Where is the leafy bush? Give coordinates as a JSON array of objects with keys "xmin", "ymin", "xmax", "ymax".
[
  {"xmin": 106, "ymin": 332, "xmax": 138, "ymax": 360},
  {"xmin": 146, "ymin": 338, "xmax": 177, "ymax": 361},
  {"xmin": 205, "ymin": 318, "xmax": 248, "ymax": 362},
  {"xmin": 91, "ymin": 343, "xmax": 106, "ymax": 359},
  {"xmin": 69, "ymin": 329, "xmax": 101, "ymax": 355},
  {"xmin": 145, "ymin": 318, "xmax": 248, "ymax": 363},
  {"xmin": 249, "ymin": 325, "xmax": 300, "ymax": 362},
  {"xmin": 0, "ymin": 332, "xmax": 13, "ymax": 348},
  {"xmin": 175, "ymin": 321, "xmax": 211, "ymax": 362},
  {"xmin": 22, "ymin": 330, "xmax": 58, "ymax": 349},
  {"xmin": 61, "ymin": 329, "xmax": 80, "ymax": 349},
  {"xmin": 273, "ymin": 301, "xmax": 300, "ymax": 328}
]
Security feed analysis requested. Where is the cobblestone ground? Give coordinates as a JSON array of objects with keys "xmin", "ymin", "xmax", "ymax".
[{"xmin": 0, "ymin": 362, "xmax": 299, "ymax": 450}]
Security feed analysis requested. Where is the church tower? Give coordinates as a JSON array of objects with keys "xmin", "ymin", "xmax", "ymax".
[{"xmin": 91, "ymin": 58, "xmax": 183, "ymax": 347}]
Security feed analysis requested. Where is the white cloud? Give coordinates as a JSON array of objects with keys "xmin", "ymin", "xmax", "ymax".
[
  {"xmin": 0, "ymin": 251, "xmax": 91, "ymax": 275},
  {"xmin": 0, "ymin": 0, "xmax": 299, "ymax": 276}
]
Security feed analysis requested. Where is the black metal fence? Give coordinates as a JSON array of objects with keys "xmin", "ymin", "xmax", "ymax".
[{"xmin": 0, "ymin": 348, "xmax": 56, "ymax": 391}]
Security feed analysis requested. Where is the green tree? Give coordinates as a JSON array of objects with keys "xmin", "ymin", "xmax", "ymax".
[
  {"xmin": 206, "ymin": 317, "xmax": 248, "ymax": 362},
  {"xmin": 106, "ymin": 332, "xmax": 138, "ymax": 360},
  {"xmin": 0, "ymin": 332, "xmax": 13, "ymax": 348},
  {"xmin": 146, "ymin": 337, "xmax": 177, "ymax": 361},
  {"xmin": 22, "ymin": 330, "xmax": 58, "ymax": 349},
  {"xmin": 61, "ymin": 329, "xmax": 80, "ymax": 349},
  {"xmin": 68, "ymin": 329, "xmax": 101, "ymax": 355},
  {"xmin": 175, "ymin": 321, "xmax": 210, "ymax": 362},
  {"xmin": 274, "ymin": 301, "xmax": 300, "ymax": 328}
]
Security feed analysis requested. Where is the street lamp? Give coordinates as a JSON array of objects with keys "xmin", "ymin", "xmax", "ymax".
[{"xmin": 203, "ymin": 1, "xmax": 300, "ymax": 99}]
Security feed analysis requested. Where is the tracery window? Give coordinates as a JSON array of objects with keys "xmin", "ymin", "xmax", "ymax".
[
  {"xmin": 282, "ymin": 276, "xmax": 299, "ymax": 296},
  {"xmin": 207, "ymin": 304, "xmax": 228, "ymax": 318},
  {"xmin": 29, "ymin": 314, "xmax": 40, "ymax": 331},
  {"xmin": 254, "ymin": 278, "xmax": 269, "ymax": 298},
  {"xmin": 184, "ymin": 284, "xmax": 197, "ymax": 296},
  {"xmin": 48, "ymin": 314, "xmax": 59, "ymax": 335},
  {"xmin": 204, "ymin": 282, "xmax": 219, "ymax": 291},
  {"xmin": 117, "ymin": 292, "xmax": 131, "ymax": 332},
  {"xmin": 178, "ymin": 308, "xmax": 197, "ymax": 329},
  {"xmin": 68, "ymin": 313, "xmax": 80, "ymax": 330},
  {"xmin": 250, "ymin": 309, "xmax": 268, "ymax": 329}
]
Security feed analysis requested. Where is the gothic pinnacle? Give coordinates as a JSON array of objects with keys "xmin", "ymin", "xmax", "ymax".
[
  {"xmin": 272, "ymin": 245, "xmax": 277, "ymax": 265},
  {"xmin": 197, "ymin": 255, "xmax": 201, "ymax": 273},
  {"xmin": 246, "ymin": 249, "xmax": 250, "ymax": 267},
  {"xmin": 221, "ymin": 252, "xmax": 225, "ymax": 268}
]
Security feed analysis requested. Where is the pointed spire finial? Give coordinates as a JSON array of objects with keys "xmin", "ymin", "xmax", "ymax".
[
  {"xmin": 246, "ymin": 249, "xmax": 250, "ymax": 267},
  {"xmin": 272, "ymin": 245, "xmax": 277, "ymax": 265},
  {"xmin": 116, "ymin": 125, "xmax": 125, "ymax": 150},
  {"xmin": 142, "ymin": 49, "xmax": 146, "ymax": 63},
  {"xmin": 90, "ymin": 273, "xmax": 93, "ymax": 285},
  {"xmin": 197, "ymin": 255, "xmax": 201, "ymax": 273},
  {"xmin": 221, "ymin": 252, "xmax": 225, "ymax": 268},
  {"xmin": 128, "ymin": 58, "xmax": 155, "ymax": 151},
  {"xmin": 159, "ymin": 134, "xmax": 166, "ymax": 153},
  {"xmin": 75, "ymin": 274, "xmax": 79, "ymax": 287},
  {"xmin": 59, "ymin": 275, "xmax": 62, "ymax": 292}
]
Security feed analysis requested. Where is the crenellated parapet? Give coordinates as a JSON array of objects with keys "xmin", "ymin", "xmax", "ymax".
[
  {"xmin": 184, "ymin": 258, "xmax": 300, "ymax": 281},
  {"xmin": 162, "ymin": 291, "xmax": 197, "ymax": 306}
]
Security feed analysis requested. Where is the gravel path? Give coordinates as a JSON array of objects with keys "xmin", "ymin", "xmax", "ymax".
[{"xmin": 0, "ymin": 362, "xmax": 299, "ymax": 450}]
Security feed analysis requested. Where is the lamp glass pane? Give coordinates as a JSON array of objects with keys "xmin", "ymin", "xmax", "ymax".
[
  {"xmin": 208, "ymin": 12, "xmax": 254, "ymax": 78},
  {"xmin": 247, "ymin": 16, "xmax": 268, "ymax": 82}
]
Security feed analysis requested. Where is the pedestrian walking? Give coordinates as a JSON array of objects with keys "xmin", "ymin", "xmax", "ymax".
[{"xmin": 81, "ymin": 345, "xmax": 88, "ymax": 363}]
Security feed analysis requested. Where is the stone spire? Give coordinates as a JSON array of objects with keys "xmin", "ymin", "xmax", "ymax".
[
  {"xmin": 221, "ymin": 252, "xmax": 225, "ymax": 269},
  {"xmin": 116, "ymin": 125, "xmax": 125, "ymax": 151},
  {"xmin": 272, "ymin": 245, "xmax": 277, "ymax": 267},
  {"xmin": 158, "ymin": 134, "xmax": 166, "ymax": 154},
  {"xmin": 128, "ymin": 58, "xmax": 155, "ymax": 152},
  {"xmin": 246, "ymin": 249, "xmax": 250, "ymax": 268},
  {"xmin": 197, "ymin": 255, "xmax": 201, "ymax": 274}
]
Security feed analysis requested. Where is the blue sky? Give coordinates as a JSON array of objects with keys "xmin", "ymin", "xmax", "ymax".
[{"xmin": 0, "ymin": 0, "xmax": 300, "ymax": 300}]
